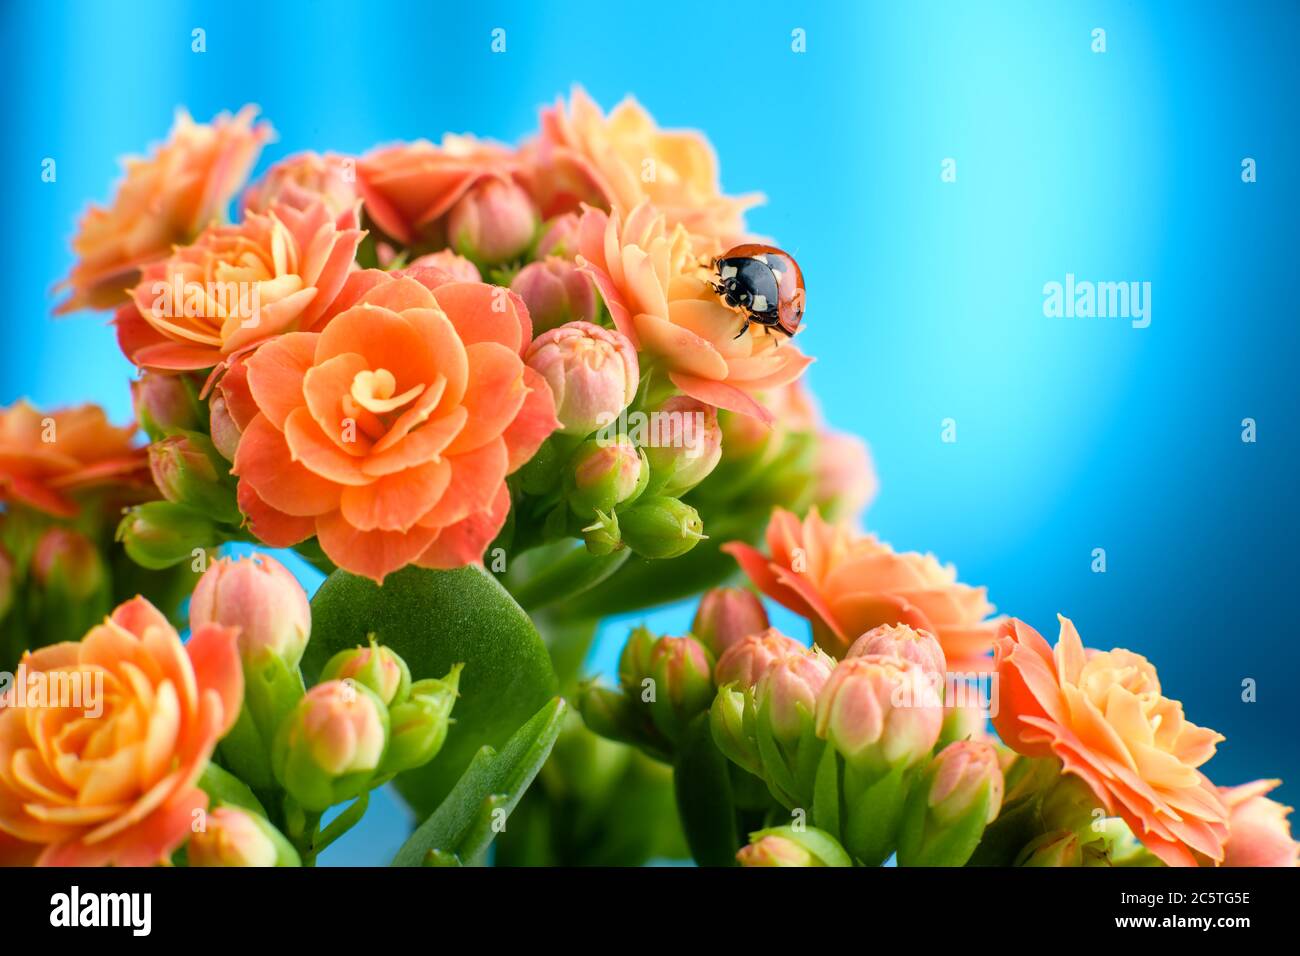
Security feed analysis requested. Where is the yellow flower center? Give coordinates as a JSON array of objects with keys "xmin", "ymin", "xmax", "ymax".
[{"xmin": 349, "ymin": 368, "xmax": 425, "ymax": 414}]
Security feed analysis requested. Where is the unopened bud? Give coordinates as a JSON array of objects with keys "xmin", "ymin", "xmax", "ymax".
[
  {"xmin": 846, "ymin": 623, "xmax": 946, "ymax": 680},
  {"xmin": 447, "ymin": 177, "xmax": 537, "ymax": 265},
  {"xmin": 534, "ymin": 212, "xmax": 582, "ymax": 259},
  {"xmin": 619, "ymin": 496, "xmax": 705, "ymax": 559},
  {"xmin": 897, "ymin": 739, "xmax": 1004, "ymax": 866},
  {"xmin": 382, "ymin": 665, "xmax": 461, "ymax": 775},
  {"xmin": 511, "ymin": 258, "xmax": 600, "ymax": 334},
  {"xmin": 714, "ymin": 628, "xmax": 805, "ymax": 688},
  {"xmin": 148, "ymin": 431, "xmax": 239, "ymax": 523},
  {"xmin": 116, "ymin": 501, "xmax": 217, "ymax": 569},
  {"xmin": 641, "ymin": 396, "xmax": 722, "ymax": 497},
  {"xmin": 646, "ymin": 635, "xmax": 715, "ymax": 744},
  {"xmin": 188, "ymin": 806, "xmax": 300, "ymax": 867},
  {"xmin": 320, "ymin": 637, "xmax": 411, "ymax": 706},
  {"xmin": 710, "ymin": 682, "xmax": 761, "ymax": 776},
  {"xmin": 131, "ymin": 372, "xmax": 201, "ymax": 440},
  {"xmin": 691, "ymin": 587, "xmax": 769, "ymax": 658},
  {"xmin": 565, "ymin": 436, "xmax": 647, "ymax": 518},
  {"xmin": 191, "ymin": 552, "xmax": 311, "ymax": 668},
  {"xmin": 272, "ymin": 680, "xmax": 389, "ymax": 812},
  {"xmin": 736, "ymin": 826, "xmax": 852, "ymax": 867}
]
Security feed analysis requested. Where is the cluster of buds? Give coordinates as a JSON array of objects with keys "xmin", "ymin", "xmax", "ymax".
[
  {"xmin": 519, "ymin": 323, "xmax": 722, "ymax": 562},
  {"xmin": 706, "ymin": 621, "xmax": 1007, "ymax": 866},
  {"xmin": 579, "ymin": 626, "xmax": 716, "ymax": 760},
  {"xmin": 187, "ymin": 551, "xmax": 459, "ymax": 822},
  {"xmin": 117, "ymin": 371, "xmax": 241, "ymax": 569}
]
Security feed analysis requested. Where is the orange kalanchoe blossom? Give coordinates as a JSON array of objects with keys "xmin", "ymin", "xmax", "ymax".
[
  {"xmin": 992, "ymin": 615, "xmax": 1229, "ymax": 867},
  {"xmin": 56, "ymin": 106, "xmax": 272, "ymax": 314},
  {"xmin": 723, "ymin": 508, "xmax": 997, "ymax": 666},
  {"xmin": 577, "ymin": 202, "xmax": 811, "ymax": 423},
  {"xmin": 114, "ymin": 199, "xmax": 364, "ymax": 373},
  {"xmin": 527, "ymin": 86, "xmax": 760, "ymax": 245},
  {"xmin": 0, "ymin": 401, "xmax": 152, "ymax": 518},
  {"xmin": 226, "ymin": 266, "xmax": 559, "ymax": 582},
  {"xmin": 356, "ymin": 135, "xmax": 520, "ymax": 247},
  {"xmin": 0, "ymin": 596, "xmax": 242, "ymax": 866}
]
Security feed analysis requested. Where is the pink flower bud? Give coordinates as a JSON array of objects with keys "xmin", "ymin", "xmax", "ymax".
[
  {"xmin": 535, "ymin": 213, "xmax": 582, "ymax": 259},
  {"xmin": 272, "ymin": 680, "xmax": 389, "ymax": 811},
  {"xmin": 511, "ymin": 258, "xmax": 600, "ymax": 334},
  {"xmin": 447, "ymin": 177, "xmax": 537, "ymax": 265},
  {"xmin": 847, "ymin": 623, "xmax": 946, "ymax": 679},
  {"xmin": 188, "ymin": 806, "xmax": 291, "ymax": 867},
  {"xmin": 926, "ymin": 739, "xmax": 1003, "ymax": 826},
  {"xmin": 1219, "ymin": 780, "xmax": 1300, "ymax": 868},
  {"xmin": 148, "ymin": 432, "xmax": 238, "ymax": 521},
  {"xmin": 691, "ymin": 587, "xmax": 770, "ymax": 658},
  {"xmin": 408, "ymin": 249, "xmax": 481, "ymax": 283},
  {"xmin": 756, "ymin": 650, "xmax": 834, "ymax": 744},
  {"xmin": 566, "ymin": 436, "xmax": 647, "ymax": 518},
  {"xmin": 190, "ymin": 553, "xmax": 311, "ymax": 667},
  {"xmin": 644, "ymin": 639, "xmax": 717, "ymax": 743},
  {"xmin": 320, "ymin": 639, "xmax": 411, "ymax": 706},
  {"xmin": 618, "ymin": 625, "xmax": 659, "ymax": 695},
  {"xmin": 815, "ymin": 654, "xmax": 943, "ymax": 776},
  {"xmin": 208, "ymin": 393, "xmax": 242, "ymax": 462},
  {"xmin": 641, "ymin": 396, "xmax": 722, "ymax": 497},
  {"xmin": 32, "ymin": 527, "xmax": 105, "ymax": 600},
  {"xmin": 737, "ymin": 834, "xmax": 817, "ymax": 867},
  {"xmin": 131, "ymin": 371, "xmax": 200, "ymax": 440},
  {"xmin": 525, "ymin": 321, "xmax": 639, "ymax": 436},
  {"xmin": 714, "ymin": 627, "xmax": 805, "ymax": 688}
]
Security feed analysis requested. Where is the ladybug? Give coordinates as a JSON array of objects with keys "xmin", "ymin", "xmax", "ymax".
[{"xmin": 710, "ymin": 243, "xmax": 806, "ymax": 338}]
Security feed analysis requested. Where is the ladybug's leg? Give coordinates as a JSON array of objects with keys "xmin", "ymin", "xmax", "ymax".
[{"xmin": 732, "ymin": 318, "xmax": 751, "ymax": 339}]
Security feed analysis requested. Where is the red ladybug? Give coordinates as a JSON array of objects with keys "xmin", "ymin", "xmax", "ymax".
[{"xmin": 710, "ymin": 243, "xmax": 806, "ymax": 338}]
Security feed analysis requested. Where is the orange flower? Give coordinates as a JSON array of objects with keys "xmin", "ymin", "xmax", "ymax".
[
  {"xmin": 0, "ymin": 597, "xmax": 242, "ymax": 866},
  {"xmin": 577, "ymin": 202, "xmax": 811, "ymax": 422},
  {"xmin": 356, "ymin": 135, "xmax": 519, "ymax": 247},
  {"xmin": 115, "ymin": 199, "xmax": 364, "ymax": 372},
  {"xmin": 527, "ymin": 86, "xmax": 760, "ymax": 245},
  {"xmin": 0, "ymin": 401, "xmax": 151, "ymax": 518},
  {"xmin": 56, "ymin": 106, "xmax": 272, "ymax": 314},
  {"xmin": 228, "ymin": 268, "xmax": 559, "ymax": 582},
  {"xmin": 723, "ymin": 507, "xmax": 997, "ymax": 666},
  {"xmin": 992, "ymin": 615, "xmax": 1228, "ymax": 867},
  {"xmin": 1218, "ymin": 780, "xmax": 1298, "ymax": 867}
]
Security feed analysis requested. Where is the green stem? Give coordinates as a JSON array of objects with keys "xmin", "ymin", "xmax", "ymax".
[{"xmin": 302, "ymin": 793, "xmax": 370, "ymax": 866}]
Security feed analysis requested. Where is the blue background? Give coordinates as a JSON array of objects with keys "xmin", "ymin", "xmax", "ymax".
[{"xmin": 3, "ymin": 1, "xmax": 1296, "ymax": 863}]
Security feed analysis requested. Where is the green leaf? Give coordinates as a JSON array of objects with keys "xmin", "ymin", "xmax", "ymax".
[
  {"xmin": 391, "ymin": 697, "xmax": 567, "ymax": 867},
  {"xmin": 303, "ymin": 566, "xmax": 557, "ymax": 816},
  {"xmin": 673, "ymin": 713, "xmax": 739, "ymax": 866},
  {"xmin": 558, "ymin": 540, "xmax": 741, "ymax": 618}
]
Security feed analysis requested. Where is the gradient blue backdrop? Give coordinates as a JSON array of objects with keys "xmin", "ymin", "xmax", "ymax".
[{"xmin": 4, "ymin": 1, "xmax": 1296, "ymax": 864}]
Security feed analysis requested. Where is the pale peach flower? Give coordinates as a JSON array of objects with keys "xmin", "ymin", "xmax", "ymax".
[
  {"xmin": 992, "ymin": 615, "xmax": 1228, "ymax": 867},
  {"xmin": 56, "ymin": 106, "xmax": 272, "ymax": 313},
  {"xmin": 577, "ymin": 202, "xmax": 811, "ymax": 422},
  {"xmin": 115, "ymin": 200, "xmax": 363, "ymax": 371},
  {"xmin": 0, "ymin": 597, "xmax": 242, "ymax": 866},
  {"xmin": 527, "ymin": 86, "xmax": 760, "ymax": 245}
]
